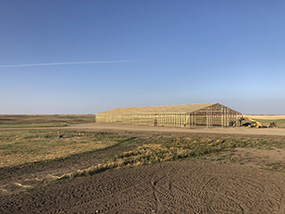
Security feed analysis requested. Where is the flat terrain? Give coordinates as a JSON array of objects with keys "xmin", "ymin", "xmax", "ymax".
[
  {"xmin": 2, "ymin": 123, "xmax": 285, "ymax": 136},
  {"xmin": 67, "ymin": 122, "xmax": 285, "ymax": 136},
  {"xmin": 2, "ymin": 160, "xmax": 285, "ymax": 213},
  {"xmin": 1, "ymin": 115, "xmax": 285, "ymax": 213},
  {"xmin": 0, "ymin": 114, "xmax": 94, "ymax": 128},
  {"xmin": 244, "ymin": 115, "xmax": 285, "ymax": 120},
  {"xmin": 244, "ymin": 115, "xmax": 285, "ymax": 128}
]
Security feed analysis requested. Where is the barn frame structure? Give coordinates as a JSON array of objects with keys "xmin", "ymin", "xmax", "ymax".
[{"xmin": 95, "ymin": 103, "xmax": 242, "ymax": 128}]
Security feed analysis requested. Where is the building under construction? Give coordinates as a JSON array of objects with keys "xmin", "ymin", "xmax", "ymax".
[{"xmin": 95, "ymin": 103, "xmax": 242, "ymax": 128}]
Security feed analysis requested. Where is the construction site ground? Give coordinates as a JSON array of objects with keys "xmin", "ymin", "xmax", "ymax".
[
  {"xmin": 67, "ymin": 122, "xmax": 285, "ymax": 136},
  {"xmin": 1, "ymin": 123, "xmax": 285, "ymax": 213}
]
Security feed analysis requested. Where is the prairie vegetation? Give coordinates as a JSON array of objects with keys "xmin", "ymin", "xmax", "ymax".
[
  {"xmin": 0, "ymin": 114, "xmax": 94, "ymax": 128},
  {"xmin": 0, "ymin": 130, "xmax": 129, "ymax": 168},
  {"xmin": 61, "ymin": 134, "xmax": 285, "ymax": 179},
  {"xmin": 1, "ymin": 127, "xmax": 284, "ymax": 173}
]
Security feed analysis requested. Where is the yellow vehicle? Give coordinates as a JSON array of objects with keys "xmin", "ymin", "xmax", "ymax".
[
  {"xmin": 243, "ymin": 116, "xmax": 263, "ymax": 128},
  {"xmin": 241, "ymin": 116, "xmax": 276, "ymax": 128}
]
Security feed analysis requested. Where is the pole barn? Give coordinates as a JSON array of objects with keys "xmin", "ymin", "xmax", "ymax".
[{"xmin": 96, "ymin": 103, "xmax": 242, "ymax": 128}]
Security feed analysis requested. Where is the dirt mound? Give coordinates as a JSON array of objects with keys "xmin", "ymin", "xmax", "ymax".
[{"xmin": 1, "ymin": 160, "xmax": 285, "ymax": 213}]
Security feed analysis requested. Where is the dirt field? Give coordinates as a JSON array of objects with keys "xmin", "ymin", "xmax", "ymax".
[
  {"xmin": 1, "ymin": 122, "xmax": 285, "ymax": 136},
  {"xmin": 1, "ymin": 160, "xmax": 285, "ymax": 213},
  {"xmin": 67, "ymin": 123, "xmax": 285, "ymax": 136}
]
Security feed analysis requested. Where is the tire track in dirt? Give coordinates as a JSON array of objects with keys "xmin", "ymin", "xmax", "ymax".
[
  {"xmin": 62, "ymin": 175, "xmax": 153, "ymax": 213},
  {"xmin": 168, "ymin": 166, "xmax": 285, "ymax": 213},
  {"xmin": 1, "ymin": 160, "xmax": 285, "ymax": 214},
  {"xmin": 49, "ymin": 169, "xmax": 155, "ymax": 213}
]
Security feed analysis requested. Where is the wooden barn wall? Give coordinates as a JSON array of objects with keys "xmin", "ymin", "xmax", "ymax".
[{"xmin": 96, "ymin": 104, "xmax": 242, "ymax": 128}]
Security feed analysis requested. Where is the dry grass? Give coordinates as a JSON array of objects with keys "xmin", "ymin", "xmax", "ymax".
[
  {"xmin": 61, "ymin": 135, "xmax": 284, "ymax": 179},
  {"xmin": 0, "ymin": 130, "xmax": 128, "ymax": 168},
  {"xmin": 0, "ymin": 114, "xmax": 94, "ymax": 128},
  {"xmin": 244, "ymin": 115, "xmax": 285, "ymax": 120}
]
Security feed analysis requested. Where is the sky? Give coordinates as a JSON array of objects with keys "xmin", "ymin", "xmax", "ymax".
[{"xmin": 1, "ymin": 0, "xmax": 285, "ymax": 114}]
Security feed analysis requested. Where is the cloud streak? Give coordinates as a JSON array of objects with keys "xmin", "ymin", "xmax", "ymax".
[{"xmin": 0, "ymin": 60, "xmax": 131, "ymax": 68}]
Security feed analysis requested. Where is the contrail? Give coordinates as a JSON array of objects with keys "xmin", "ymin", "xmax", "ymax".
[{"xmin": 0, "ymin": 60, "xmax": 131, "ymax": 68}]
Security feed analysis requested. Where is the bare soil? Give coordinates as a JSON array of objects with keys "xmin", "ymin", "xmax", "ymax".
[
  {"xmin": 1, "ymin": 160, "xmax": 285, "ymax": 214},
  {"xmin": 0, "ymin": 135, "xmax": 145, "ymax": 196},
  {"xmin": 225, "ymin": 147, "xmax": 285, "ymax": 171},
  {"xmin": 1, "ymin": 122, "xmax": 285, "ymax": 136},
  {"xmin": 67, "ymin": 123, "xmax": 285, "ymax": 136}
]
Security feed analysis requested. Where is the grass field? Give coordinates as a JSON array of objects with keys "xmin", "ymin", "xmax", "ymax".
[
  {"xmin": 0, "ymin": 114, "xmax": 94, "ymax": 128},
  {"xmin": 0, "ymin": 130, "xmax": 129, "ymax": 168},
  {"xmin": 244, "ymin": 115, "xmax": 285, "ymax": 128},
  {"xmin": 61, "ymin": 133, "xmax": 285, "ymax": 179},
  {"xmin": 1, "ymin": 114, "xmax": 284, "ymax": 171},
  {"xmin": 1, "ymin": 128, "xmax": 284, "ymax": 172}
]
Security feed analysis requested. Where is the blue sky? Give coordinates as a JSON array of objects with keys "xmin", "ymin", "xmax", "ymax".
[{"xmin": 1, "ymin": 0, "xmax": 284, "ymax": 114}]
